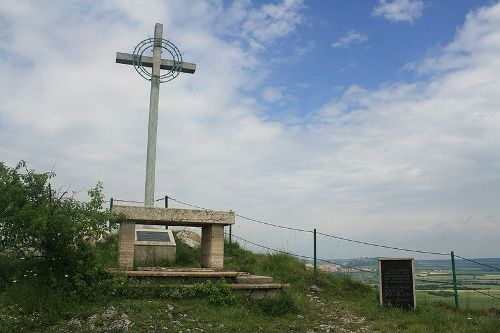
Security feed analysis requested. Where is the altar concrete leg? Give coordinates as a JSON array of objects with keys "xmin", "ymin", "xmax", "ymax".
[
  {"xmin": 201, "ymin": 224, "xmax": 224, "ymax": 269},
  {"xmin": 118, "ymin": 221, "xmax": 135, "ymax": 270}
]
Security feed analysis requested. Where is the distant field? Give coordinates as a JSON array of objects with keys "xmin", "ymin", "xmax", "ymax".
[
  {"xmin": 417, "ymin": 290, "xmax": 500, "ymax": 310},
  {"xmin": 475, "ymin": 274, "xmax": 500, "ymax": 280},
  {"xmin": 329, "ymin": 258, "xmax": 500, "ymax": 310}
]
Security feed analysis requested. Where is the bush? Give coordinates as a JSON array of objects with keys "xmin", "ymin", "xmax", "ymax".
[
  {"xmin": 0, "ymin": 255, "xmax": 22, "ymax": 291},
  {"xmin": 0, "ymin": 161, "xmax": 116, "ymax": 297},
  {"xmin": 95, "ymin": 234, "xmax": 119, "ymax": 268},
  {"xmin": 194, "ymin": 280, "xmax": 236, "ymax": 305}
]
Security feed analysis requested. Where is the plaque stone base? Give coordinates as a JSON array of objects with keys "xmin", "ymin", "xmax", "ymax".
[{"xmin": 134, "ymin": 228, "xmax": 176, "ymax": 265}]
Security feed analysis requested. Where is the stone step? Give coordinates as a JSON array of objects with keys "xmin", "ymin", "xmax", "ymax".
[
  {"xmin": 112, "ymin": 270, "xmax": 241, "ymax": 278},
  {"xmin": 108, "ymin": 268, "xmax": 251, "ymax": 283},
  {"xmin": 135, "ymin": 267, "xmax": 216, "ymax": 272},
  {"xmin": 230, "ymin": 283, "xmax": 289, "ymax": 299},
  {"xmin": 108, "ymin": 268, "xmax": 286, "ymax": 299},
  {"xmin": 138, "ymin": 283, "xmax": 289, "ymax": 299},
  {"xmin": 235, "ymin": 275, "xmax": 274, "ymax": 284},
  {"xmin": 230, "ymin": 283, "xmax": 285, "ymax": 290}
]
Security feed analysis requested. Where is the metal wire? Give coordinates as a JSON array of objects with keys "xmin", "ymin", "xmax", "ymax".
[
  {"xmin": 168, "ymin": 195, "xmax": 313, "ymax": 232},
  {"xmin": 415, "ymin": 278, "xmax": 452, "ymax": 285},
  {"xmin": 454, "ymin": 255, "xmax": 500, "ymax": 272},
  {"xmin": 235, "ymin": 213, "xmax": 313, "ymax": 233},
  {"xmin": 316, "ymin": 231, "xmax": 448, "ymax": 256},
  {"xmin": 110, "ymin": 193, "xmax": 500, "ymax": 303},
  {"xmin": 230, "ymin": 231, "xmax": 500, "ymax": 302},
  {"xmin": 114, "ymin": 194, "xmax": 489, "ymax": 260},
  {"xmin": 228, "ymin": 232, "xmax": 377, "ymax": 274},
  {"xmin": 457, "ymin": 283, "xmax": 500, "ymax": 301},
  {"xmin": 167, "ymin": 194, "xmax": 448, "ymax": 256},
  {"xmin": 167, "ymin": 196, "xmax": 213, "ymax": 211}
]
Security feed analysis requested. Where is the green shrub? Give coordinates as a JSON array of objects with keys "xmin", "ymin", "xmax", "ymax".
[
  {"xmin": 0, "ymin": 255, "xmax": 26, "ymax": 291},
  {"xmin": 0, "ymin": 161, "xmax": 117, "ymax": 298},
  {"xmin": 194, "ymin": 280, "xmax": 236, "ymax": 305},
  {"xmin": 95, "ymin": 234, "xmax": 118, "ymax": 268},
  {"xmin": 93, "ymin": 277, "xmax": 235, "ymax": 304}
]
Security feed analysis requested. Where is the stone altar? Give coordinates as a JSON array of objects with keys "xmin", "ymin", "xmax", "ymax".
[{"xmin": 112, "ymin": 205, "xmax": 234, "ymax": 271}]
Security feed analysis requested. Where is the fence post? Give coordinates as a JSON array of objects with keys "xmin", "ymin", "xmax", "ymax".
[
  {"xmin": 108, "ymin": 198, "xmax": 114, "ymax": 232},
  {"xmin": 163, "ymin": 195, "xmax": 169, "ymax": 229},
  {"xmin": 451, "ymin": 251, "xmax": 459, "ymax": 310},
  {"xmin": 313, "ymin": 228, "xmax": 317, "ymax": 287},
  {"xmin": 228, "ymin": 225, "xmax": 232, "ymax": 256}
]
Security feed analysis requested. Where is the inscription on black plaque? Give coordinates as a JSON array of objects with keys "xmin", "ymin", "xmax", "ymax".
[
  {"xmin": 136, "ymin": 231, "xmax": 170, "ymax": 242},
  {"xmin": 379, "ymin": 258, "xmax": 415, "ymax": 309}
]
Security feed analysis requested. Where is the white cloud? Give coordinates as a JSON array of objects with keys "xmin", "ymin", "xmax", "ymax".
[
  {"xmin": 332, "ymin": 30, "xmax": 368, "ymax": 49},
  {"xmin": 372, "ymin": 0, "xmax": 424, "ymax": 23},
  {"xmin": 242, "ymin": 0, "xmax": 304, "ymax": 44},
  {"xmin": 1, "ymin": 1, "xmax": 499, "ymax": 258},
  {"xmin": 262, "ymin": 86, "xmax": 284, "ymax": 103},
  {"xmin": 215, "ymin": 0, "xmax": 304, "ymax": 49},
  {"xmin": 314, "ymin": 3, "xmax": 500, "ymax": 256}
]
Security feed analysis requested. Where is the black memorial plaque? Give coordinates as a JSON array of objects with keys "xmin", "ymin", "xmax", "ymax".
[
  {"xmin": 136, "ymin": 231, "xmax": 170, "ymax": 243},
  {"xmin": 379, "ymin": 259, "xmax": 415, "ymax": 309}
]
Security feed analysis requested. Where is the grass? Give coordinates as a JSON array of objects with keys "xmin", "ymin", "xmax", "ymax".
[
  {"xmin": 1, "ymin": 235, "xmax": 499, "ymax": 332},
  {"xmin": 417, "ymin": 290, "xmax": 500, "ymax": 311}
]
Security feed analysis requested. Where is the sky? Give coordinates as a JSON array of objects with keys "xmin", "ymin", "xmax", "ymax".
[{"xmin": 1, "ymin": 0, "xmax": 499, "ymax": 260}]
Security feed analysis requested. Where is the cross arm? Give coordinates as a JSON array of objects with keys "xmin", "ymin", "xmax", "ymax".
[{"xmin": 116, "ymin": 52, "xmax": 196, "ymax": 74}]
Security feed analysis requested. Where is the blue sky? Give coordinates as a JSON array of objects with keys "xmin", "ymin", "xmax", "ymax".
[
  {"xmin": 1, "ymin": 0, "xmax": 499, "ymax": 259},
  {"xmin": 254, "ymin": 0, "xmax": 493, "ymax": 117}
]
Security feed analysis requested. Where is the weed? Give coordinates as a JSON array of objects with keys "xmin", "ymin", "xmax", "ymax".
[
  {"xmin": 174, "ymin": 236, "xmax": 201, "ymax": 267},
  {"xmin": 257, "ymin": 291, "xmax": 298, "ymax": 316},
  {"xmin": 224, "ymin": 241, "xmax": 259, "ymax": 273}
]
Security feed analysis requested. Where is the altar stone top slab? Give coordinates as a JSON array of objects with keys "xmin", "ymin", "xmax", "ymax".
[{"xmin": 112, "ymin": 205, "xmax": 235, "ymax": 227}]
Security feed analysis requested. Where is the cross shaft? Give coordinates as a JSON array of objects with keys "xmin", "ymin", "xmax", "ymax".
[{"xmin": 115, "ymin": 23, "xmax": 196, "ymax": 207}]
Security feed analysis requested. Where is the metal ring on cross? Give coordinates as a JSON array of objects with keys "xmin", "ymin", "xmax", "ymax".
[{"xmin": 132, "ymin": 38, "xmax": 183, "ymax": 83}]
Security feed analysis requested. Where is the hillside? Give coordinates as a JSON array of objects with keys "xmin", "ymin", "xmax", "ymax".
[{"xmin": 0, "ymin": 235, "xmax": 499, "ymax": 332}]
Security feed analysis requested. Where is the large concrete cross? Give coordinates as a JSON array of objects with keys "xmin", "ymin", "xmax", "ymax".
[{"xmin": 116, "ymin": 23, "xmax": 196, "ymax": 207}]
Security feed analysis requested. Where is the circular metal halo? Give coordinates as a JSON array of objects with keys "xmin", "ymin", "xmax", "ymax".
[{"xmin": 132, "ymin": 38, "xmax": 183, "ymax": 83}]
